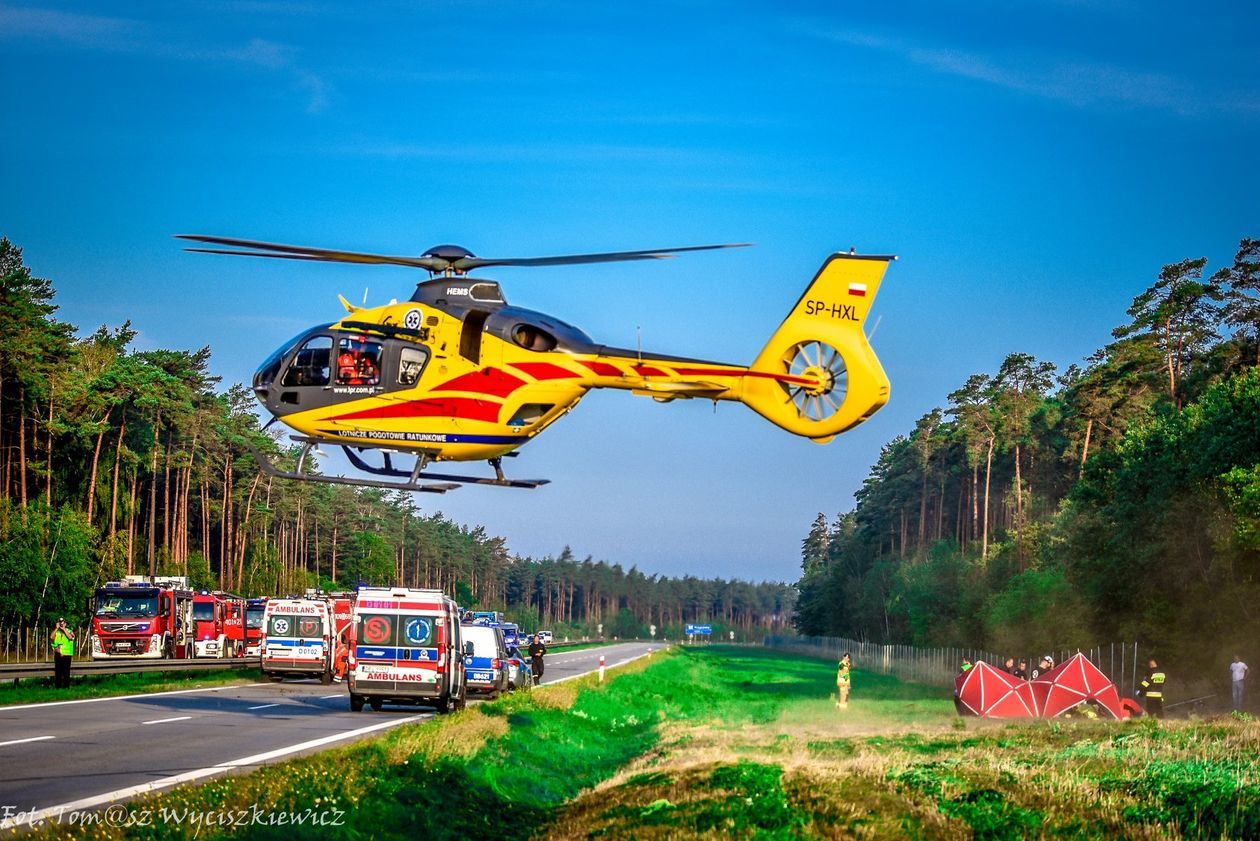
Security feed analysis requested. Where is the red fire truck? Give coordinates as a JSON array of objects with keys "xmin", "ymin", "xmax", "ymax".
[
  {"xmin": 89, "ymin": 576, "xmax": 195, "ymax": 659},
  {"xmin": 329, "ymin": 593, "xmax": 356, "ymax": 679},
  {"xmin": 191, "ymin": 591, "xmax": 247, "ymax": 658},
  {"xmin": 242, "ymin": 597, "xmax": 268, "ymax": 657}
]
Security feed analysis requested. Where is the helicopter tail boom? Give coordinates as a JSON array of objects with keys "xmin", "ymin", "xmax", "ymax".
[{"xmin": 740, "ymin": 252, "xmax": 894, "ymax": 441}]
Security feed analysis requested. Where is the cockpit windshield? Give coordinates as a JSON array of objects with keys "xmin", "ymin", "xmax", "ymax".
[
  {"xmin": 95, "ymin": 595, "xmax": 158, "ymax": 617},
  {"xmin": 254, "ymin": 324, "xmax": 333, "ymax": 390}
]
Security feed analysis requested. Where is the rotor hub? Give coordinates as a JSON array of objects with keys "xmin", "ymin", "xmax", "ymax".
[{"xmin": 799, "ymin": 365, "xmax": 834, "ymax": 397}]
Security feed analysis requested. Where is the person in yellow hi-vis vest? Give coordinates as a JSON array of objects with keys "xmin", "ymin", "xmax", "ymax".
[
  {"xmin": 1139, "ymin": 658, "xmax": 1166, "ymax": 718},
  {"xmin": 50, "ymin": 618, "xmax": 75, "ymax": 689},
  {"xmin": 836, "ymin": 652, "xmax": 852, "ymax": 709}
]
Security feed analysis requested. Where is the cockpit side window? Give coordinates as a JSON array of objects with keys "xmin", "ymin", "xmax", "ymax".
[
  {"xmin": 281, "ymin": 336, "xmax": 333, "ymax": 387},
  {"xmin": 336, "ymin": 337, "xmax": 382, "ymax": 386},
  {"xmin": 398, "ymin": 347, "xmax": 429, "ymax": 387},
  {"xmin": 513, "ymin": 324, "xmax": 557, "ymax": 352}
]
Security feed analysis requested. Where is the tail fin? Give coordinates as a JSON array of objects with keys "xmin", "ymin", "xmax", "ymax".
[{"xmin": 741, "ymin": 252, "xmax": 893, "ymax": 442}]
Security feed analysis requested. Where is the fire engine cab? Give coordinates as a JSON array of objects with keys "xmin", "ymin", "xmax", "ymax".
[
  {"xmin": 349, "ymin": 587, "xmax": 466, "ymax": 713},
  {"xmin": 191, "ymin": 591, "xmax": 247, "ymax": 658},
  {"xmin": 89, "ymin": 576, "xmax": 194, "ymax": 659},
  {"xmin": 243, "ymin": 598, "xmax": 268, "ymax": 657}
]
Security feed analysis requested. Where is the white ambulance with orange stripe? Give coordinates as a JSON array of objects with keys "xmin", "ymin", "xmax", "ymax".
[{"xmin": 348, "ymin": 587, "xmax": 467, "ymax": 713}]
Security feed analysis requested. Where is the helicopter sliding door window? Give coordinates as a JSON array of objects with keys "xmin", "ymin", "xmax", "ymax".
[
  {"xmin": 397, "ymin": 347, "xmax": 429, "ymax": 387},
  {"xmin": 460, "ymin": 310, "xmax": 490, "ymax": 364},
  {"xmin": 281, "ymin": 336, "xmax": 333, "ymax": 387},
  {"xmin": 336, "ymin": 337, "xmax": 382, "ymax": 386}
]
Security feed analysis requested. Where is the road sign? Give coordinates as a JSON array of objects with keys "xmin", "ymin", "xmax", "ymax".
[
  {"xmin": 685, "ymin": 624, "xmax": 712, "ymax": 635},
  {"xmin": 649, "ymin": 624, "xmax": 657, "ymax": 638}
]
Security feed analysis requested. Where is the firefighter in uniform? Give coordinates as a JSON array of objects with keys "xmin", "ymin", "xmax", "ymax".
[{"xmin": 1139, "ymin": 658, "xmax": 1166, "ymax": 718}]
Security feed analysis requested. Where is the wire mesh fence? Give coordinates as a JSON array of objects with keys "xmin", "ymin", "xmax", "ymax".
[{"xmin": 765, "ymin": 635, "xmax": 1146, "ymax": 697}]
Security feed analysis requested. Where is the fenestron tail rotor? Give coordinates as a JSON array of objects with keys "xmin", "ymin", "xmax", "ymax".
[
  {"xmin": 780, "ymin": 340, "xmax": 848, "ymax": 422},
  {"xmin": 176, "ymin": 234, "xmax": 751, "ymax": 276}
]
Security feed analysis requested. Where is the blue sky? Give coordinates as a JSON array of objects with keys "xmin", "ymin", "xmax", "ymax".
[{"xmin": 2, "ymin": 1, "xmax": 1257, "ymax": 584}]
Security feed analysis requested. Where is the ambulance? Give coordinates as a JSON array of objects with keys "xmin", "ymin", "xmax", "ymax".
[
  {"xmin": 261, "ymin": 596, "xmax": 334, "ymax": 683},
  {"xmin": 348, "ymin": 587, "xmax": 466, "ymax": 713}
]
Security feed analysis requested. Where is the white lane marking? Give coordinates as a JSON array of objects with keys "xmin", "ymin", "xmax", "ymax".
[
  {"xmin": 0, "ymin": 683, "xmax": 271, "ymax": 712},
  {"xmin": 319, "ymin": 694, "xmax": 342, "ymax": 699},
  {"xmin": 542, "ymin": 646, "xmax": 666, "ymax": 686},
  {"xmin": 0, "ymin": 714, "xmax": 428, "ymax": 831},
  {"xmin": 141, "ymin": 716, "xmax": 192, "ymax": 725},
  {"xmin": 0, "ymin": 735, "xmax": 55, "ymax": 747},
  {"xmin": 247, "ymin": 703, "xmax": 280, "ymax": 711}
]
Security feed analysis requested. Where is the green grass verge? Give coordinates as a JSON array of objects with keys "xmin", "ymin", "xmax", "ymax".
[
  {"xmin": 24, "ymin": 646, "xmax": 1260, "ymax": 840},
  {"xmin": 0, "ymin": 667, "xmax": 261, "ymax": 706}
]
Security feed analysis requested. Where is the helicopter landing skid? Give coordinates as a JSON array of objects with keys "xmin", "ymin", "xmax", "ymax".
[
  {"xmin": 246, "ymin": 438, "xmax": 460, "ymax": 494},
  {"xmin": 340, "ymin": 445, "xmax": 550, "ymax": 490}
]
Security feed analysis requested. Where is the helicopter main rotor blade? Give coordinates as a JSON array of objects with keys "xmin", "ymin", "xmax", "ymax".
[
  {"xmin": 454, "ymin": 243, "xmax": 752, "ymax": 271},
  {"xmin": 176, "ymin": 234, "xmax": 442, "ymax": 270}
]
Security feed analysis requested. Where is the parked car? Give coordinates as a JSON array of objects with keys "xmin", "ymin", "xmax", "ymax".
[
  {"xmin": 505, "ymin": 645, "xmax": 533, "ymax": 691},
  {"xmin": 461, "ymin": 623, "xmax": 510, "ymax": 698},
  {"xmin": 538, "ymin": 630, "xmax": 554, "ymax": 645}
]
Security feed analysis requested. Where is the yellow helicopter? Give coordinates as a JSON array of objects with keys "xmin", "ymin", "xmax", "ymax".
[{"xmin": 179, "ymin": 235, "xmax": 895, "ymax": 492}]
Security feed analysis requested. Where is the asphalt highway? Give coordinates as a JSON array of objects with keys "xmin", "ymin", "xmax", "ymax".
[{"xmin": 0, "ymin": 641, "xmax": 663, "ymax": 831}]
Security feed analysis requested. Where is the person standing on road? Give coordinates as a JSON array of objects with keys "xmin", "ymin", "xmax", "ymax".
[
  {"xmin": 1231, "ymin": 655, "xmax": 1249, "ymax": 711},
  {"xmin": 1139, "ymin": 658, "xmax": 1166, "ymax": 718},
  {"xmin": 527, "ymin": 633, "xmax": 547, "ymax": 687},
  {"xmin": 836, "ymin": 652, "xmax": 852, "ymax": 710},
  {"xmin": 50, "ymin": 618, "xmax": 75, "ymax": 689}
]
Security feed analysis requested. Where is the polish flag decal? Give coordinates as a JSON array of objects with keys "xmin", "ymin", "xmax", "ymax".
[{"xmin": 848, "ymin": 282, "xmax": 867, "ymax": 297}]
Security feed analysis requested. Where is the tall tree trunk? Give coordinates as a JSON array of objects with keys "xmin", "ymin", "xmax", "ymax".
[
  {"xmin": 126, "ymin": 468, "xmax": 138, "ymax": 574},
  {"xmin": 109, "ymin": 419, "xmax": 126, "ymax": 542},
  {"xmin": 220, "ymin": 455, "xmax": 231, "ymax": 588},
  {"xmin": 18, "ymin": 385, "xmax": 28, "ymax": 508},
  {"xmin": 45, "ymin": 384, "xmax": 53, "ymax": 507},
  {"xmin": 1014, "ymin": 442, "xmax": 1023, "ymax": 517},
  {"xmin": 918, "ymin": 466, "xmax": 928, "ymax": 550},
  {"xmin": 147, "ymin": 410, "xmax": 161, "ymax": 579},
  {"xmin": 971, "ymin": 463, "xmax": 979, "ymax": 544},
  {"xmin": 162, "ymin": 433, "xmax": 172, "ymax": 555},
  {"xmin": 1079, "ymin": 418, "xmax": 1093, "ymax": 479},
  {"xmin": 936, "ymin": 470, "xmax": 946, "ymax": 541},
  {"xmin": 86, "ymin": 408, "xmax": 111, "ymax": 520},
  {"xmin": 234, "ymin": 471, "xmax": 262, "ymax": 590},
  {"xmin": 982, "ymin": 436, "xmax": 994, "ymax": 560}
]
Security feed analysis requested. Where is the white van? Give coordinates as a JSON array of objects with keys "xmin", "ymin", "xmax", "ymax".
[
  {"xmin": 261, "ymin": 597, "xmax": 333, "ymax": 683},
  {"xmin": 349, "ymin": 587, "xmax": 466, "ymax": 713}
]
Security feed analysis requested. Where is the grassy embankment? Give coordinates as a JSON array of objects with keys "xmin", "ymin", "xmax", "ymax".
[
  {"xmin": 35, "ymin": 647, "xmax": 1260, "ymax": 840},
  {"xmin": 0, "ymin": 668, "xmax": 262, "ymax": 706}
]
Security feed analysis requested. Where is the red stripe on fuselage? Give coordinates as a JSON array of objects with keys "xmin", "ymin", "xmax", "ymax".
[
  {"xmin": 510, "ymin": 362, "xmax": 581, "ymax": 380},
  {"xmin": 632, "ymin": 364, "xmax": 669, "ymax": 377},
  {"xmin": 327, "ymin": 398, "xmax": 500, "ymax": 423},
  {"xmin": 431, "ymin": 367, "xmax": 526, "ymax": 398},
  {"xmin": 579, "ymin": 360, "xmax": 626, "ymax": 377},
  {"xmin": 672, "ymin": 367, "xmax": 816, "ymax": 386}
]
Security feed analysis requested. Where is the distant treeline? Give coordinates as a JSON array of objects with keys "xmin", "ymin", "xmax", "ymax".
[
  {"xmin": 0, "ymin": 237, "xmax": 794, "ymax": 638},
  {"xmin": 795, "ymin": 237, "xmax": 1260, "ymax": 675}
]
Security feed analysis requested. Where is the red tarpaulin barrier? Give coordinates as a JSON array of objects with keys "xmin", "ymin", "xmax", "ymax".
[{"xmin": 954, "ymin": 653, "xmax": 1135, "ymax": 719}]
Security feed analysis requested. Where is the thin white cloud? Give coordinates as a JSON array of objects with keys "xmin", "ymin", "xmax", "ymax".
[
  {"xmin": 813, "ymin": 27, "xmax": 1260, "ymax": 118},
  {"xmin": 0, "ymin": 4, "xmax": 330, "ymax": 114}
]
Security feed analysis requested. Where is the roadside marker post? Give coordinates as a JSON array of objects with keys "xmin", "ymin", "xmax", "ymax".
[{"xmin": 598, "ymin": 655, "xmax": 605, "ymax": 683}]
